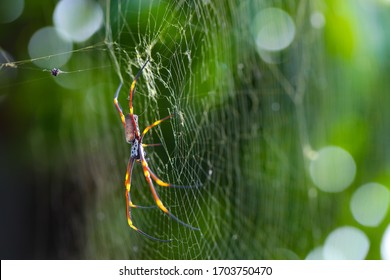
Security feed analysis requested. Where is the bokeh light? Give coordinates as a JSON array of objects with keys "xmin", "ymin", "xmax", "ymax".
[
  {"xmin": 253, "ymin": 7, "xmax": 295, "ymax": 52},
  {"xmin": 53, "ymin": 0, "xmax": 103, "ymax": 43},
  {"xmin": 27, "ymin": 26, "xmax": 73, "ymax": 69},
  {"xmin": 305, "ymin": 246, "xmax": 324, "ymax": 260},
  {"xmin": 0, "ymin": 0, "xmax": 24, "ymax": 23},
  {"xmin": 350, "ymin": 183, "xmax": 390, "ymax": 227},
  {"xmin": 310, "ymin": 11, "xmax": 326, "ymax": 29},
  {"xmin": 323, "ymin": 226, "xmax": 370, "ymax": 260},
  {"xmin": 309, "ymin": 146, "xmax": 356, "ymax": 193},
  {"xmin": 381, "ymin": 224, "xmax": 390, "ymax": 260}
]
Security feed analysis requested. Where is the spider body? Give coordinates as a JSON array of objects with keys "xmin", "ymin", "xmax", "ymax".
[
  {"xmin": 113, "ymin": 60, "xmax": 199, "ymax": 242},
  {"xmin": 51, "ymin": 68, "xmax": 60, "ymax": 76}
]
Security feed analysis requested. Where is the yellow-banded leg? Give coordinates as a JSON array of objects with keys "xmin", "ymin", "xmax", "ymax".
[
  {"xmin": 125, "ymin": 157, "xmax": 171, "ymax": 242},
  {"xmin": 129, "ymin": 60, "xmax": 149, "ymax": 138},
  {"xmin": 139, "ymin": 149, "xmax": 199, "ymax": 231},
  {"xmin": 113, "ymin": 82, "xmax": 126, "ymax": 128},
  {"xmin": 140, "ymin": 114, "xmax": 173, "ymax": 141},
  {"xmin": 140, "ymin": 114, "xmax": 195, "ymax": 188}
]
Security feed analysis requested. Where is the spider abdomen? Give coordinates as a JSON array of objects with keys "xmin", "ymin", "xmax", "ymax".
[{"xmin": 125, "ymin": 114, "xmax": 140, "ymax": 143}]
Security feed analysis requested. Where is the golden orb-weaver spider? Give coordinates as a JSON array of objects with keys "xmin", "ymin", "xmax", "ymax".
[{"xmin": 113, "ymin": 60, "xmax": 199, "ymax": 242}]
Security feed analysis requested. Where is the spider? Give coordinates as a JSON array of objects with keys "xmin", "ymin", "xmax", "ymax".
[
  {"xmin": 50, "ymin": 68, "xmax": 61, "ymax": 76},
  {"xmin": 113, "ymin": 59, "xmax": 199, "ymax": 242}
]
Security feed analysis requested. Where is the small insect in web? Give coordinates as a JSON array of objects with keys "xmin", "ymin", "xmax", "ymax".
[
  {"xmin": 42, "ymin": 68, "xmax": 65, "ymax": 76},
  {"xmin": 50, "ymin": 68, "xmax": 62, "ymax": 76},
  {"xmin": 113, "ymin": 59, "xmax": 199, "ymax": 242}
]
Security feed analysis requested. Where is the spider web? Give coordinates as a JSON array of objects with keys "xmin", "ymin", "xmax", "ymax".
[
  {"xmin": 2, "ymin": 0, "xmax": 388, "ymax": 260},
  {"xmin": 99, "ymin": 0, "xmax": 312, "ymax": 259}
]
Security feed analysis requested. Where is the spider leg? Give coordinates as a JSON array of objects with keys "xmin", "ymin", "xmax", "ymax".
[
  {"xmin": 126, "ymin": 157, "xmax": 156, "ymax": 209},
  {"xmin": 113, "ymin": 82, "xmax": 126, "ymax": 128},
  {"xmin": 140, "ymin": 115, "xmax": 197, "ymax": 189},
  {"xmin": 125, "ymin": 157, "xmax": 171, "ymax": 242},
  {"xmin": 147, "ymin": 166, "xmax": 194, "ymax": 189},
  {"xmin": 125, "ymin": 157, "xmax": 138, "ymax": 209},
  {"xmin": 140, "ymin": 114, "xmax": 173, "ymax": 141},
  {"xmin": 129, "ymin": 60, "xmax": 149, "ymax": 138},
  {"xmin": 140, "ymin": 152, "xmax": 199, "ymax": 231},
  {"xmin": 142, "ymin": 143, "xmax": 162, "ymax": 147},
  {"xmin": 141, "ymin": 114, "xmax": 196, "ymax": 188}
]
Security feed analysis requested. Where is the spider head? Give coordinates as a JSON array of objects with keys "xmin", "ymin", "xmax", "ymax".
[{"xmin": 125, "ymin": 114, "xmax": 139, "ymax": 143}]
